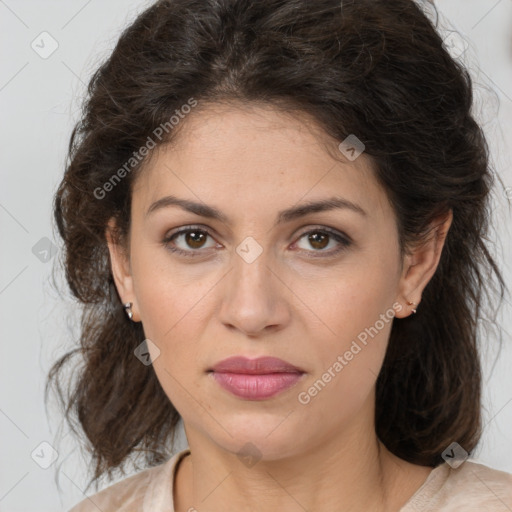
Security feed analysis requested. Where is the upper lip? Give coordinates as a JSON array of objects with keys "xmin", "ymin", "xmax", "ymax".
[{"xmin": 209, "ymin": 356, "xmax": 304, "ymax": 374}]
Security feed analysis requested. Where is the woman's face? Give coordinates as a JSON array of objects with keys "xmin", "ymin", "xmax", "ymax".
[{"xmin": 109, "ymin": 103, "xmax": 428, "ymax": 460}]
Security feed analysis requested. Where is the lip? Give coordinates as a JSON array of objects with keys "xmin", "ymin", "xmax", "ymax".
[
  {"xmin": 209, "ymin": 356, "xmax": 304, "ymax": 374},
  {"xmin": 208, "ymin": 356, "xmax": 305, "ymax": 400}
]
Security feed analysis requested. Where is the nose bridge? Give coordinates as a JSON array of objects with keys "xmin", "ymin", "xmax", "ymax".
[
  {"xmin": 218, "ymin": 237, "xmax": 287, "ymax": 334},
  {"xmin": 231, "ymin": 239, "xmax": 274, "ymax": 306}
]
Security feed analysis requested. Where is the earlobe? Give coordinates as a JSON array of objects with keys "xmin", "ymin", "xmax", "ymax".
[
  {"xmin": 406, "ymin": 300, "xmax": 417, "ymax": 314},
  {"xmin": 106, "ymin": 218, "xmax": 139, "ymax": 322},
  {"xmin": 395, "ymin": 210, "xmax": 453, "ymax": 319}
]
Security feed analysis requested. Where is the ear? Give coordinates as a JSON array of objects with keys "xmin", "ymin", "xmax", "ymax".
[
  {"xmin": 106, "ymin": 218, "xmax": 139, "ymax": 322},
  {"xmin": 394, "ymin": 210, "xmax": 453, "ymax": 319}
]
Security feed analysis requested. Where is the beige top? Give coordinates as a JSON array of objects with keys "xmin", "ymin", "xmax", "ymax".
[{"xmin": 68, "ymin": 448, "xmax": 512, "ymax": 511}]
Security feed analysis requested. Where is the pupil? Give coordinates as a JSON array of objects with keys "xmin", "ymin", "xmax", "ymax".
[
  {"xmin": 187, "ymin": 231, "xmax": 205, "ymax": 248},
  {"xmin": 309, "ymin": 232, "xmax": 328, "ymax": 250}
]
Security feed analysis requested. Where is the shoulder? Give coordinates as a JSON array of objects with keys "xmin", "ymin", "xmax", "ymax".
[
  {"xmin": 404, "ymin": 460, "xmax": 512, "ymax": 511},
  {"xmin": 67, "ymin": 465, "xmax": 162, "ymax": 512},
  {"xmin": 67, "ymin": 449, "xmax": 190, "ymax": 512},
  {"xmin": 449, "ymin": 461, "xmax": 512, "ymax": 504}
]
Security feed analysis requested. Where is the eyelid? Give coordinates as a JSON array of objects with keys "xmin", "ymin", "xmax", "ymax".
[
  {"xmin": 163, "ymin": 224, "xmax": 352, "ymax": 257},
  {"xmin": 163, "ymin": 225, "xmax": 219, "ymax": 256},
  {"xmin": 164, "ymin": 224, "xmax": 217, "ymax": 240},
  {"xmin": 294, "ymin": 224, "xmax": 352, "ymax": 243},
  {"xmin": 291, "ymin": 225, "xmax": 352, "ymax": 258},
  {"xmin": 164, "ymin": 224, "xmax": 351, "ymax": 242}
]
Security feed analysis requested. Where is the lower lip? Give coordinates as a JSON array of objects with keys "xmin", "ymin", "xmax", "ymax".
[{"xmin": 210, "ymin": 372, "xmax": 304, "ymax": 400}]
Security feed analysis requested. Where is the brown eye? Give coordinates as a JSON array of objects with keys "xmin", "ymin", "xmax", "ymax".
[
  {"xmin": 163, "ymin": 227, "xmax": 217, "ymax": 256},
  {"xmin": 294, "ymin": 228, "xmax": 351, "ymax": 257},
  {"xmin": 183, "ymin": 230, "xmax": 207, "ymax": 249},
  {"xmin": 307, "ymin": 232, "xmax": 330, "ymax": 250}
]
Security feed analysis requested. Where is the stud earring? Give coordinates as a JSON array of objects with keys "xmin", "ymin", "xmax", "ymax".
[
  {"xmin": 123, "ymin": 302, "xmax": 134, "ymax": 320},
  {"xmin": 406, "ymin": 300, "xmax": 417, "ymax": 314}
]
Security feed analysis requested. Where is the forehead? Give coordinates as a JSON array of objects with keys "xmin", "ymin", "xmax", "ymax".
[{"xmin": 132, "ymin": 103, "xmax": 392, "ymax": 222}]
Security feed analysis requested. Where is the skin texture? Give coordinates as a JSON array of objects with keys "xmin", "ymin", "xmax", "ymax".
[{"xmin": 107, "ymin": 103, "xmax": 452, "ymax": 512}]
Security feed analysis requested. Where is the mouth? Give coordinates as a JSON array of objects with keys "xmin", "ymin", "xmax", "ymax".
[
  {"xmin": 208, "ymin": 355, "xmax": 304, "ymax": 374},
  {"xmin": 208, "ymin": 356, "xmax": 306, "ymax": 400}
]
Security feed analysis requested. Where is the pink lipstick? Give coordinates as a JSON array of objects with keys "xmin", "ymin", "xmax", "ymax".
[{"xmin": 208, "ymin": 356, "xmax": 305, "ymax": 400}]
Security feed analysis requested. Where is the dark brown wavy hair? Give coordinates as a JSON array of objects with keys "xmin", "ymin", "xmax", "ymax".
[{"xmin": 46, "ymin": 0, "xmax": 507, "ymax": 492}]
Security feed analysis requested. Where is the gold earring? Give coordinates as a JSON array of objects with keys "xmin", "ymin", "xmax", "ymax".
[{"xmin": 406, "ymin": 300, "xmax": 417, "ymax": 314}]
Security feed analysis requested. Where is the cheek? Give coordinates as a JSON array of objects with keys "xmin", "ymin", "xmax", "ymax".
[
  {"xmin": 132, "ymin": 260, "xmax": 211, "ymax": 418},
  {"xmin": 131, "ymin": 242, "xmax": 207, "ymax": 337},
  {"xmin": 294, "ymin": 252, "xmax": 399, "ymax": 408},
  {"xmin": 130, "ymin": 249, "xmax": 199, "ymax": 374},
  {"xmin": 295, "ymin": 302, "xmax": 394, "ymax": 426}
]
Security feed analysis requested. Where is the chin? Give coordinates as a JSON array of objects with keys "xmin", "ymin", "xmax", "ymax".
[{"xmin": 212, "ymin": 418, "xmax": 308, "ymax": 461}]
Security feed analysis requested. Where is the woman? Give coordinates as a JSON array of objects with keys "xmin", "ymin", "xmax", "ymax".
[{"xmin": 47, "ymin": 0, "xmax": 512, "ymax": 510}]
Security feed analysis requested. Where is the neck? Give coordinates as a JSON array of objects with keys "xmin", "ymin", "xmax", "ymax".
[{"xmin": 174, "ymin": 418, "xmax": 427, "ymax": 512}]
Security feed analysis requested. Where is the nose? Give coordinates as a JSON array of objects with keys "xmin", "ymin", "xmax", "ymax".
[{"xmin": 217, "ymin": 247, "xmax": 291, "ymax": 337}]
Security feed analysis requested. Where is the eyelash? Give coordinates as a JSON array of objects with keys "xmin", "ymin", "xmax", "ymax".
[{"xmin": 162, "ymin": 225, "xmax": 352, "ymax": 259}]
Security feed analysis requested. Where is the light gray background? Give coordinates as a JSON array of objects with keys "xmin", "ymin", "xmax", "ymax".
[{"xmin": 1, "ymin": 1, "xmax": 511, "ymax": 511}]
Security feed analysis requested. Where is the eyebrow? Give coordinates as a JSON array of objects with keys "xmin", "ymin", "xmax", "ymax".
[{"xmin": 145, "ymin": 194, "xmax": 367, "ymax": 224}]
